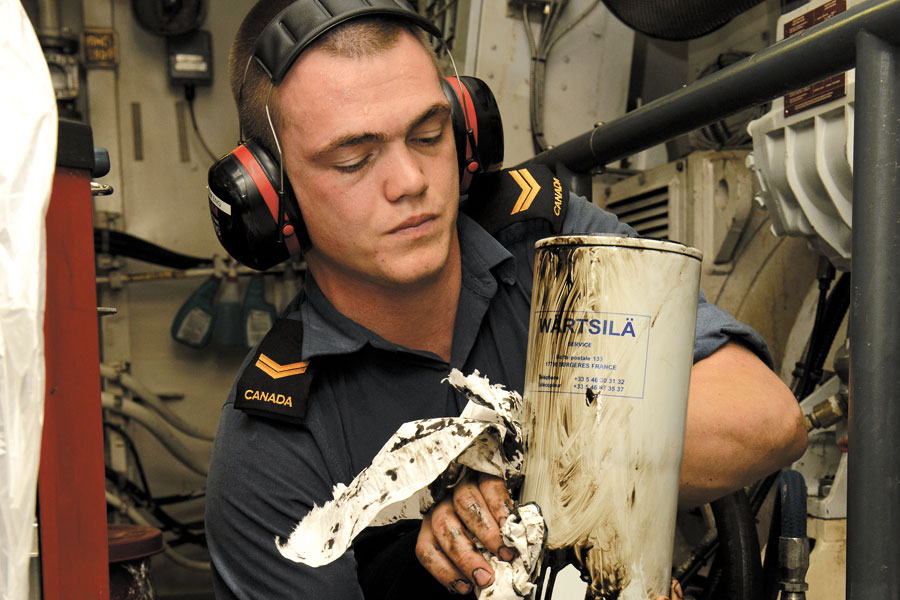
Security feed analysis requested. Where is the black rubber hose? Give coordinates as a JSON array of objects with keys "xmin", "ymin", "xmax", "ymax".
[
  {"xmin": 793, "ymin": 258, "xmax": 835, "ymax": 396},
  {"xmin": 800, "ymin": 272, "xmax": 850, "ymax": 399},
  {"xmin": 792, "ymin": 268, "xmax": 832, "ymax": 395},
  {"xmin": 106, "ymin": 467, "xmax": 206, "ymax": 544},
  {"xmin": 673, "ymin": 530, "xmax": 719, "ymax": 585},
  {"xmin": 103, "ymin": 422, "xmax": 152, "ymax": 496},
  {"xmin": 763, "ymin": 470, "xmax": 808, "ymax": 599},
  {"xmin": 94, "ymin": 228, "xmax": 212, "ymax": 270},
  {"xmin": 707, "ymin": 490, "xmax": 764, "ymax": 600},
  {"xmin": 778, "ymin": 470, "xmax": 808, "ymax": 538}
]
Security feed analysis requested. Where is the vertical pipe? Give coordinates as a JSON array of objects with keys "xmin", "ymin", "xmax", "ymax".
[
  {"xmin": 848, "ymin": 29, "xmax": 900, "ymax": 600},
  {"xmin": 37, "ymin": 0, "xmax": 60, "ymax": 36},
  {"xmin": 555, "ymin": 162, "xmax": 592, "ymax": 203}
]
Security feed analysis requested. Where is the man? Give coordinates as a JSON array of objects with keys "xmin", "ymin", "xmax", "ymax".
[{"xmin": 205, "ymin": 1, "xmax": 808, "ymax": 598}]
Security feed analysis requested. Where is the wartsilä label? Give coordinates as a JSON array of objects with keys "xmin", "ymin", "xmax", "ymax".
[{"xmin": 533, "ymin": 310, "xmax": 650, "ymax": 399}]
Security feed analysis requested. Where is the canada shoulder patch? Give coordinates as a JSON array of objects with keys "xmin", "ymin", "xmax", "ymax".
[
  {"xmin": 462, "ymin": 164, "xmax": 569, "ymax": 235},
  {"xmin": 234, "ymin": 318, "xmax": 311, "ymax": 423}
]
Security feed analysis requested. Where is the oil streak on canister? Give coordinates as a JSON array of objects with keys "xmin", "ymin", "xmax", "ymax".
[{"xmin": 520, "ymin": 235, "xmax": 702, "ymax": 600}]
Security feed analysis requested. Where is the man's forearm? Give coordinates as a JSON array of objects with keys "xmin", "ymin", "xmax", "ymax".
[{"xmin": 678, "ymin": 343, "xmax": 808, "ymax": 508}]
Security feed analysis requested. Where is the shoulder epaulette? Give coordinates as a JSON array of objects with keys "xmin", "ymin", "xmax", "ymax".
[
  {"xmin": 234, "ymin": 317, "xmax": 312, "ymax": 423},
  {"xmin": 462, "ymin": 164, "xmax": 569, "ymax": 235}
]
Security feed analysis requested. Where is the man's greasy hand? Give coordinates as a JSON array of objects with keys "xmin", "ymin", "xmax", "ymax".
[
  {"xmin": 416, "ymin": 472, "xmax": 517, "ymax": 595},
  {"xmin": 660, "ymin": 578, "xmax": 683, "ymax": 600},
  {"xmin": 416, "ymin": 475, "xmax": 683, "ymax": 600}
]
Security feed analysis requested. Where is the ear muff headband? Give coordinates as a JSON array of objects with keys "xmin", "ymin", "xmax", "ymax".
[
  {"xmin": 443, "ymin": 77, "xmax": 480, "ymax": 147},
  {"xmin": 232, "ymin": 145, "xmax": 302, "ymax": 256},
  {"xmin": 254, "ymin": 0, "xmax": 442, "ymax": 83}
]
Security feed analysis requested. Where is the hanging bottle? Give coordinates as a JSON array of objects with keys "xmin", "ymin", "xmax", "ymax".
[{"xmin": 170, "ymin": 260, "xmax": 221, "ymax": 349}]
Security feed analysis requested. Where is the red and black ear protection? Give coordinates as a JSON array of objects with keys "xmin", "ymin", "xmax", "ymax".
[
  {"xmin": 207, "ymin": 141, "xmax": 306, "ymax": 271},
  {"xmin": 207, "ymin": 0, "xmax": 504, "ymax": 271},
  {"xmin": 442, "ymin": 75, "xmax": 504, "ymax": 194}
]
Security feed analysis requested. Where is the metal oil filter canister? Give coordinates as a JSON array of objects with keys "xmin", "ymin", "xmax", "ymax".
[{"xmin": 519, "ymin": 235, "xmax": 702, "ymax": 600}]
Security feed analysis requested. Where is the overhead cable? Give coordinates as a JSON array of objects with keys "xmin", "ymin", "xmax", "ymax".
[{"xmin": 524, "ymin": 0, "xmax": 602, "ymax": 154}]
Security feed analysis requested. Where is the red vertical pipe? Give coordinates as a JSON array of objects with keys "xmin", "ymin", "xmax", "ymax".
[{"xmin": 38, "ymin": 162, "xmax": 110, "ymax": 598}]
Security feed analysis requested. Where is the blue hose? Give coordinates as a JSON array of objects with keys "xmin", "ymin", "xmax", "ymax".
[
  {"xmin": 778, "ymin": 470, "xmax": 808, "ymax": 539},
  {"xmin": 764, "ymin": 469, "xmax": 809, "ymax": 599}
]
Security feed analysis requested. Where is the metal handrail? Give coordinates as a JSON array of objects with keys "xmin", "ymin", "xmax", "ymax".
[{"xmin": 522, "ymin": 0, "xmax": 900, "ymax": 171}]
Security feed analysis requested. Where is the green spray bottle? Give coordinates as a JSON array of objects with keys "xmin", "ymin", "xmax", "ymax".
[{"xmin": 171, "ymin": 264, "xmax": 221, "ymax": 349}]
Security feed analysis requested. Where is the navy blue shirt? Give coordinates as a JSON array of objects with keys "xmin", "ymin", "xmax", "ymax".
[{"xmin": 205, "ymin": 196, "xmax": 770, "ymax": 599}]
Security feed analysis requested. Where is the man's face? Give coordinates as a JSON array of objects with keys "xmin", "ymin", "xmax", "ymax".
[{"xmin": 273, "ymin": 31, "xmax": 460, "ymax": 293}]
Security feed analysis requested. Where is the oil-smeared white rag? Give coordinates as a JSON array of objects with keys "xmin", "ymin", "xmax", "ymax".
[{"xmin": 276, "ymin": 369, "xmax": 545, "ymax": 599}]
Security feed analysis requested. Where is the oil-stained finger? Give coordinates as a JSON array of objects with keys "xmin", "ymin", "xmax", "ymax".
[
  {"xmin": 649, "ymin": 578, "xmax": 680, "ymax": 600},
  {"xmin": 671, "ymin": 578, "xmax": 683, "ymax": 600},
  {"xmin": 476, "ymin": 472, "xmax": 514, "ymax": 527},
  {"xmin": 430, "ymin": 498, "xmax": 496, "ymax": 589},
  {"xmin": 416, "ymin": 510, "xmax": 472, "ymax": 595},
  {"xmin": 453, "ymin": 476, "xmax": 505, "ymax": 558},
  {"xmin": 474, "ymin": 473, "xmax": 518, "ymax": 562},
  {"xmin": 650, "ymin": 578, "xmax": 679, "ymax": 600}
]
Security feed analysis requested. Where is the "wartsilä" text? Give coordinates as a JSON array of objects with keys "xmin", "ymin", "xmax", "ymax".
[{"xmin": 537, "ymin": 315, "xmax": 637, "ymax": 337}]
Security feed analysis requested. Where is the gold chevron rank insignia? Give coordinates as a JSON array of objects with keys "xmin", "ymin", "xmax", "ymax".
[
  {"xmin": 255, "ymin": 353, "xmax": 309, "ymax": 379},
  {"xmin": 509, "ymin": 168, "xmax": 541, "ymax": 215},
  {"xmin": 460, "ymin": 164, "xmax": 568, "ymax": 236}
]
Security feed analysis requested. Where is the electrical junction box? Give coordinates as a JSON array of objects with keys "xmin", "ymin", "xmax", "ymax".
[{"xmin": 166, "ymin": 29, "xmax": 212, "ymax": 87}]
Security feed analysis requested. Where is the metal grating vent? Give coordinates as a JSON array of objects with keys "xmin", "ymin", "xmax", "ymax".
[{"xmin": 605, "ymin": 186, "xmax": 670, "ymax": 239}]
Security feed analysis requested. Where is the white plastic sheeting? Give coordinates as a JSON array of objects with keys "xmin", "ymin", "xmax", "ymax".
[{"xmin": 0, "ymin": 2, "xmax": 58, "ymax": 599}]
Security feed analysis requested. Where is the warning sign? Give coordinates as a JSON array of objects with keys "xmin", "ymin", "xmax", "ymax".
[{"xmin": 783, "ymin": 0, "xmax": 847, "ymax": 117}]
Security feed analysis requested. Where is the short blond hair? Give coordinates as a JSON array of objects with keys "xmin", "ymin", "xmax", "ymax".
[{"xmin": 230, "ymin": 3, "xmax": 439, "ymax": 156}]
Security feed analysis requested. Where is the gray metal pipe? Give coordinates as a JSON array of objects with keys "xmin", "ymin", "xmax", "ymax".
[
  {"xmin": 523, "ymin": 0, "xmax": 900, "ymax": 171},
  {"xmin": 37, "ymin": 0, "xmax": 60, "ymax": 36},
  {"xmin": 847, "ymin": 29, "xmax": 900, "ymax": 600}
]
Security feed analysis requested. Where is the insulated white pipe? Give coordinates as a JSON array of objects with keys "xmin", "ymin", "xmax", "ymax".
[
  {"xmin": 100, "ymin": 364, "xmax": 216, "ymax": 441},
  {"xmin": 520, "ymin": 235, "xmax": 701, "ymax": 599},
  {"xmin": 101, "ymin": 393, "xmax": 209, "ymax": 476}
]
